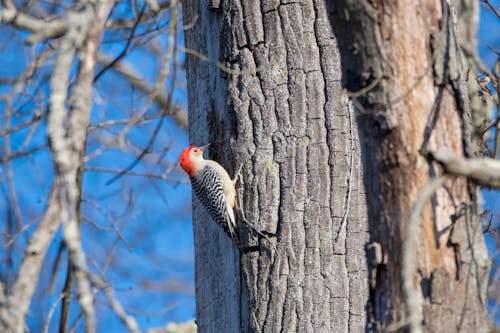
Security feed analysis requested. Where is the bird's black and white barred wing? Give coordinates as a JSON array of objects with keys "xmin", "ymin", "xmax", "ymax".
[{"xmin": 191, "ymin": 166, "xmax": 237, "ymax": 242}]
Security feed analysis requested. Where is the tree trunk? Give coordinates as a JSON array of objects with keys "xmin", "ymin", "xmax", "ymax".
[
  {"xmin": 182, "ymin": 0, "xmax": 490, "ymax": 332},
  {"xmin": 329, "ymin": 0, "xmax": 490, "ymax": 332}
]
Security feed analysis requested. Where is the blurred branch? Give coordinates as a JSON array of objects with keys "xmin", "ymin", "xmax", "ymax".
[
  {"xmin": 403, "ymin": 175, "xmax": 449, "ymax": 333},
  {"xmin": 85, "ymin": 166, "xmax": 187, "ymax": 183},
  {"xmin": 460, "ymin": 42, "xmax": 499, "ymax": 93},
  {"xmin": 427, "ymin": 150, "xmax": 500, "ymax": 188},
  {"xmin": 88, "ymin": 128, "xmax": 173, "ymax": 170},
  {"xmin": 148, "ymin": 320, "xmax": 197, "ymax": 333},
  {"xmin": 104, "ymin": 1, "xmax": 179, "ymax": 185},
  {"xmin": 2, "ymin": 105, "xmax": 23, "ymax": 230},
  {"xmin": 2, "ymin": 219, "xmax": 38, "ymax": 248},
  {"xmin": 88, "ymin": 273, "xmax": 140, "ymax": 333},
  {"xmin": 94, "ymin": 4, "xmax": 146, "ymax": 83},
  {"xmin": 84, "ymin": 100, "xmax": 153, "ymax": 163},
  {"xmin": 96, "ymin": 53, "xmax": 187, "ymax": 129},
  {"xmin": 59, "ymin": 248, "xmax": 73, "ymax": 333},
  {"xmin": 104, "ymin": 107, "xmax": 168, "ymax": 185},
  {"xmin": 87, "ymin": 5, "xmax": 180, "ymax": 164},
  {"xmin": 0, "ymin": 1, "xmax": 67, "ymax": 42},
  {"xmin": 492, "ymin": 60, "xmax": 500, "ymax": 157},
  {"xmin": 87, "ymin": 112, "xmax": 163, "ymax": 131},
  {"xmin": 47, "ymin": 3, "xmax": 98, "ymax": 332},
  {"xmin": 81, "ymin": 198, "xmax": 132, "ymax": 249},
  {"xmin": 43, "ymin": 293, "xmax": 64, "ymax": 333},
  {"xmin": 0, "ymin": 112, "xmax": 44, "ymax": 137},
  {"xmin": 58, "ymin": 2, "xmax": 117, "ymax": 332},
  {"xmin": 145, "ymin": 0, "xmax": 160, "ymax": 12},
  {"xmin": 103, "ymin": 1, "xmax": 176, "ymax": 30},
  {"xmin": 481, "ymin": 0, "xmax": 500, "ymax": 19},
  {"xmin": 0, "ymin": 144, "xmax": 46, "ymax": 163},
  {"xmin": 0, "ymin": 187, "xmax": 61, "ymax": 332}
]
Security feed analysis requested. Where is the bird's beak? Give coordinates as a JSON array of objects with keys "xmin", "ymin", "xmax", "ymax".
[{"xmin": 199, "ymin": 143, "xmax": 210, "ymax": 151}]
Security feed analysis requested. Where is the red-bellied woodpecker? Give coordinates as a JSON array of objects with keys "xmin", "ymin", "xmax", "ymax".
[{"xmin": 179, "ymin": 144, "xmax": 238, "ymax": 242}]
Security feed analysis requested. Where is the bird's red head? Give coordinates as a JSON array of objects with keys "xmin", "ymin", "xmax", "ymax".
[{"xmin": 179, "ymin": 145, "xmax": 208, "ymax": 177}]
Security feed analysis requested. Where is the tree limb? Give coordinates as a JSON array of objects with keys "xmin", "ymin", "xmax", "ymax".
[
  {"xmin": 0, "ymin": 4, "xmax": 67, "ymax": 42},
  {"xmin": 427, "ymin": 150, "xmax": 500, "ymax": 188},
  {"xmin": 0, "ymin": 187, "xmax": 61, "ymax": 333},
  {"xmin": 96, "ymin": 53, "xmax": 187, "ymax": 129}
]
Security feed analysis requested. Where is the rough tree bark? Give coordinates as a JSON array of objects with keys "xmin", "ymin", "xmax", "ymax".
[
  {"xmin": 183, "ymin": 1, "xmax": 368, "ymax": 332},
  {"xmin": 182, "ymin": 0, "xmax": 489, "ymax": 332}
]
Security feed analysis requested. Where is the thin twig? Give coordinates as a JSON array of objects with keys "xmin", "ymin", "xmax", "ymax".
[
  {"xmin": 81, "ymin": 198, "xmax": 132, "ymax": 250},
  {"xmin": 345, "ymin": 76, "xmax": 382, "ymax": 98},
  {"xmin": 0, "ymin": 145, "xmax": 46, "ymax": 163},
  {"xmin": 94, "ymin": 4, "xmax": 146, "ymax": 83},
  {"xmin": 85, "ymin": 166, "xmax": 187, "ymax": 183},
  {"xmin": 178, "ymin": 46, "xmax": 269, "ymax": 76},
  {"xmin": 96, "ymin": 52, "xmax": 187, "ymax": 129},
  {"xmin": 105, "ymin": 111, "xmax": 168, "ymax": 185},
  {"xmin": 481, "ymin": 0, "xmax": 500, "ymax": 19},
  {"xmin": 43, "ymin": 293, "xmax": 65, "ymax": 333},
  {"xmin": 0, "ymin": 112, "xmax": 44, "ymax": 137},
  {"xmin": 2, "ymin": 219, "xmax": 38, "ymax": 248},
  {"xmin": 87, "ymin": 273, "xmax": 140, "ymax": 333},
  {"xmin": 104, "ymin": 2, "xmax": 180, "ymax": 185},
  {"xmin": 2, "ymin": 105, "xmax": 23, "ymax": 230},
  {"xmin": 335, "ymin": 100, "xmax": 354, "ymax": 243},
  {"xmin": 87, "ymin": 113, "xmax": 163, "ymax": 131}
]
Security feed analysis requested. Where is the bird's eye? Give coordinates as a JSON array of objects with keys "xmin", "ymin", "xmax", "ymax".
[{"xmin": 193, "ymin": 149, "xmax": 198, "ymax": 153}]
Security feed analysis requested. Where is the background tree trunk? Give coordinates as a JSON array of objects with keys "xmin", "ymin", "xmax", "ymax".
[
  {"xmin": 182, "ymin": 0, "xmax": 490, "ymax": 332},
  {"xmin": 329, "ymin": 0, "xmax": 490, "ymax": 331}
]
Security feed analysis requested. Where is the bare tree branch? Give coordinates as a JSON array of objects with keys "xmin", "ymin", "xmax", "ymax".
[
  {"xmin": 481, "ymin": 0, "xmax": 500, "ymax": 19},
  {"xmin": 88, "ymin": 273, "xmax": 140, "ymax": 333},
  {"xmin": 85, "ymin": 166, "xmax": 187, "ymax": 183},
  {"xmin": 43, "ymin": 293, "xmax": 64, "ymax": 333},
  {"xmin": 94, "ymin": 4, "xmax": 146, "ymax": 83},
  {"xmin": 53, "ymin": 2, "xmax": 115, "ymax": 332},
  {"xmin": 427, "ymin": 150, "xmax": 500, "ymax": 188},
  {"xmin": 0, "ymin": 2, "xmax": 67, "ymax": 42},
  {"xmin": 2, "ymin": 105, "xmax": 23, "ymax": 229},
  {"xmin": 96, "ymin": 53, "xmax": 187, "ymax": 129},
  {"xmin": 0, "ymin": 187, "xmax": 61, "ymax": 333},
  {"xmin": 0, "ymin": 145, "xmax": 46, "ymax": 163},
  {"xmin": 87, "ymin": 112, "xmax": 164, "ymax": 131}
]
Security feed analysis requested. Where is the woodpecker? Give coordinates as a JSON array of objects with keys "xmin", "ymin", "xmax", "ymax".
[{"xmin": 179, "ymin": 144, "xmax": 238, "ymax": 242}]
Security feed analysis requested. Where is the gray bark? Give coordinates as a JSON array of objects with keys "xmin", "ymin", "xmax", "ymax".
[{"xmin": 182, "ymin": 1, "xmax": 368, "ymax": 332}]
